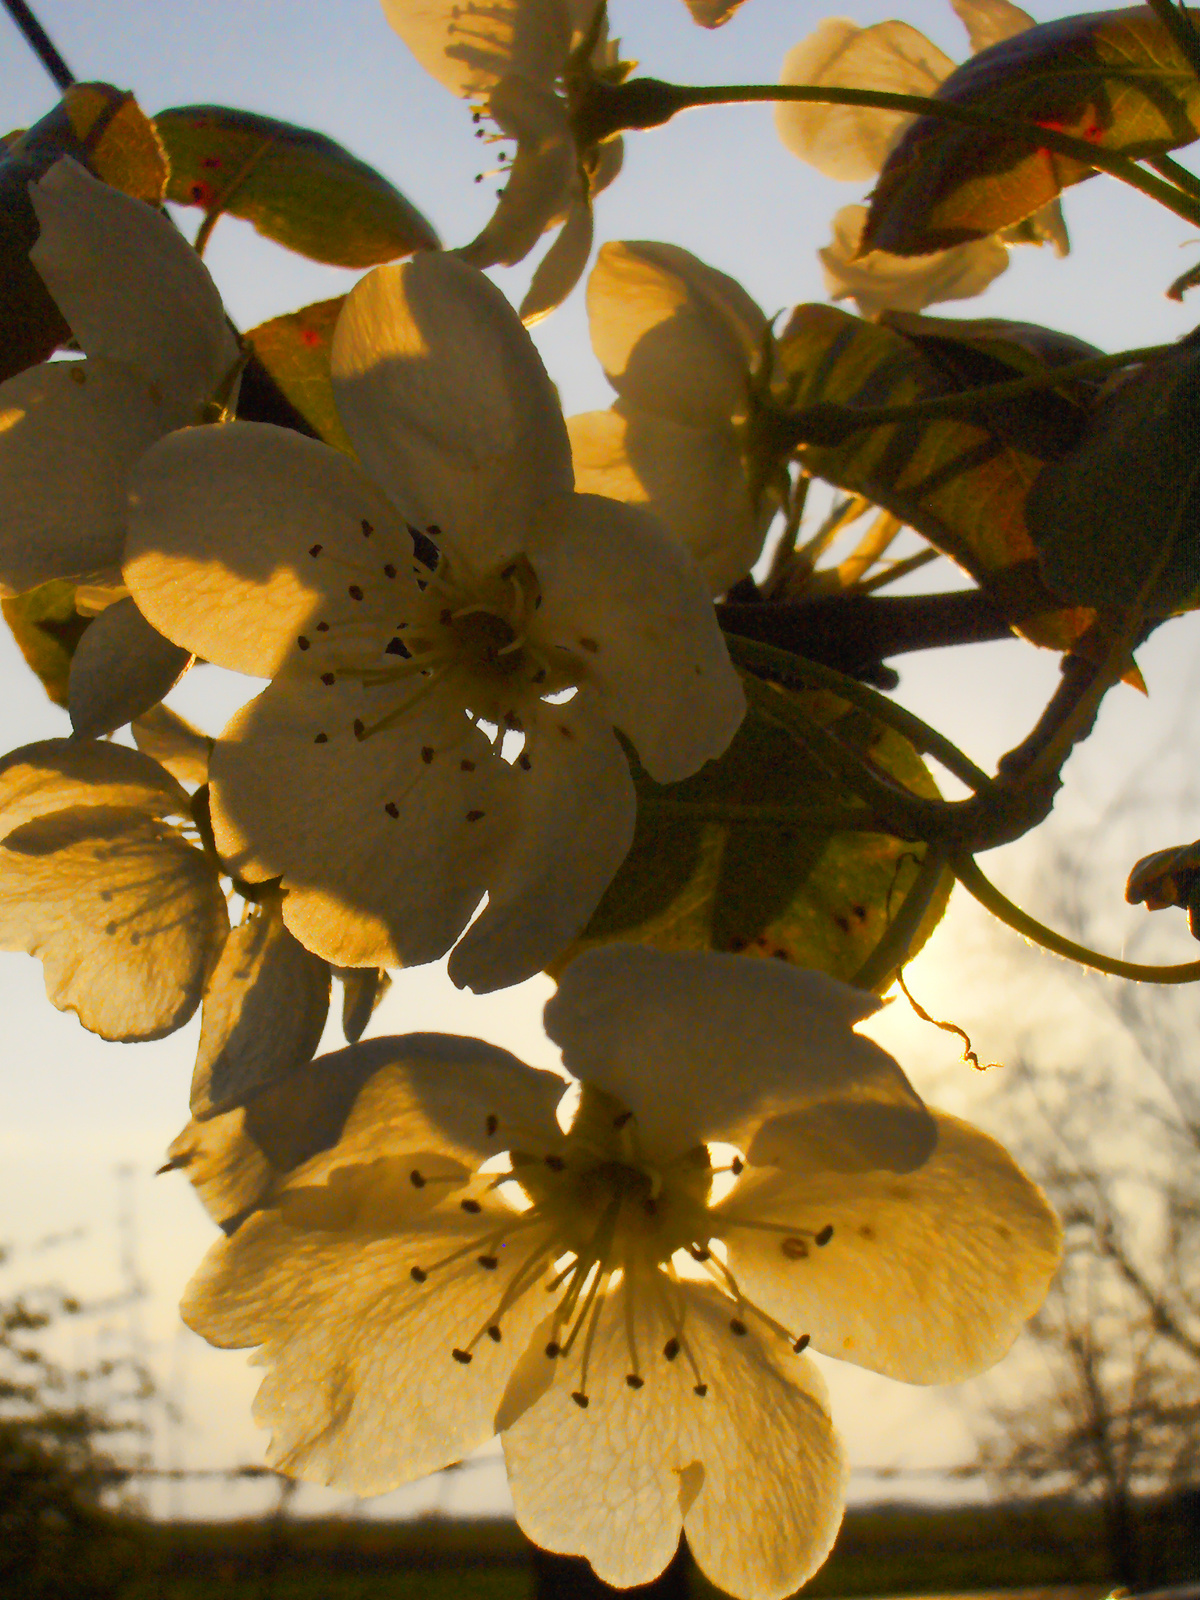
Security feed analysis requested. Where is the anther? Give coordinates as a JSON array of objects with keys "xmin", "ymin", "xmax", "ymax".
[
  {"xmin": 461, "ymin": 1199, "xmax": 482, "ymax": 1214},
  {"xmin": 321, "ymin": 672, "xmax": 336, "ymax": 686},
  {"xmin": 410, "ymin": 1266, "xmax": 427, "ymax": 1282},
  {"xmin": 579, "ymin": 637, "xmax": 599, "ymax": 654},
  {"xmin": 348, "ymin": 585, "xmax": 364, "ymax": 601},
  {"xmin": 385, "ymin": 802, "xmax": 399, "ymax": 818},
  {"xmin": 545, "ymin": 1342, "xmax": 560, "ymax": 1359},
  {"xmin": 626, "ymin": 1374, "xmax": 644, "ymax": 1389},
  {"xmin": 518, "ymin": 753, "xmax": 532, "ymax": 771},
  {"xmin": 466, "ymin": 810, "xmax": 485, "ymax": 822},
  {"xmin": 297, "ymin": 636, "xmax": 310, "ymax": 650},
  {"xmin": 663, "ymin": 1338, "xmax": 680, "ymax": 1362},
  {"xmin": 421, "ymin": 746, "xmax": 434, "ymax": 764},
  {"xmin": 731, "ymin": 1157, "xmax": 744, "ymax": 1175},
  {"xmin": 461, "ymin": 759, "xmax": 476, "ymax": 772},
  {"xmin": 383, "ymin": 563, "xmax": 397, "ymax": 578},
  {"xmin": 793, "ymin": 1334, "xmax": 810, "ymax": 1353},
  {"xmin": 485, "ymin": 1114, "xmax": 499, "ymax": 1136},
  {"xmin": 317, "ymin": 621, "xmax": 329, "ymax": 632},
  {"xmin": 545, "ymin": 1155, "xmax": 565, "ymax": 1172},
  {"xmin": 571, "ymin": 1392, "xmax": 589, "ymax": 1409},
  {"xmin": 361, "ymin": 520, "xmax": 373, "ymax": 537},
  {"xmin": 729, "ymin": 1319, "xmax": 747, "ymax": 1337},
  {"xmin": 487, "ymin": 1325, "xmax": 502, "ymax": 1342},
  {"xmin": 410, "ymin": 1169, "xmax": 427, "ymax": 1187},
  {"xmin": 314, "ymin": 733, "xmax": 328, "ymax": 745},
  {"xmin": 452, "ymin": 1349, "xmax": 473, "ymax": 1364},
  {"xmin": 478, "ymin": 1254, "xmax": 498, "ymax": 1270},
  {"xmin": 612, "ymin": 1110, "xmax": 633, "ymax": 1129},
  {"xmin": 353, "ymin": 719, "xmax": 366, "ymax": 740},
  {"xmin": 309, "ymin": 543, "xmax": 322, "ymax": 557},
  {"xmin": 386, "ymin": 637, "xmax": 410, "ymax": 656},
  {"xmin": 815, "ymin": 1225, "xmax": 834, "ymax": 1246},
  {"xmin": 689, "ymin": 1246, "xmax": 710, "ymax": 1262},
  {"xmin": 693, "ymin": 1383, "xmax": 708, "ymax": 1397}
]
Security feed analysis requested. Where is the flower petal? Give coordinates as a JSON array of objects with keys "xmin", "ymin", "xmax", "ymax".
[
  {"xmin": 191, "ymin": 894, "xmax": 331, "ymax": 1119},
  {"xmin": 0, "ymin": 804, "xmax": 226, "ymax": 1041},
  {"xmin": 31, "ymin": 157, "xmax": 237, "ymax": 403},
  {"xmin": 775, "ymin": 20, "xmax": 954, "ymax": 182},
  {"xmin": 448, "ymin": 688, "xmax": 636, "ymax": 993},
  {"xmin": 338, "ymin": 966, "xmax": 392, "ymax": 1043},
  {"xmin": 586, "ymin": 241, "xmax": 766, "ymax": 427},
  {"xmin": 170, "ymin": 1032, "xmax": 564, "ymax": 1229},
  {"xmin": 544, "ymin": 947, "xmax": 927, "ymax": 1161},
  {"xmin": 502, "ymin": 1281, "xmax": 845, "ymax": 1600},
  {"xmin": 68, "ymin": 597, "xmax": 192, "ymax": 739},
  {"xmin": 181, "ymin": 1199, "xmax": 551, "ymax": 1493},
  {"xmin": 950, "ymin": 0, "xmax": 1034, "ymax": 56},
  {"xmin": 209, "ymin": 678, "xmax": 509, "ymax": 968},
  {"xmin": 567, "ymin": 406, "xmax": 766, "ymax": 596},
  {"xmin": 723, "ymin": 1110, "xmax": 1063, "ymax": 1384},
  {"xmin": 0, "ymin": 737, "xmax": 190, "ymax": 834},
  {"xmin": 519, "ymin": 196, "xmax": 594, "ymax": 326},
  {"xmin": 684, "ymin": 0, "xmax": 747, "ymax": 24},
  {"xmin": 0, "ymin": 357, "xmax": 169, "ymax": 594},
  {"xmin": 126, "ymin": 421, "xmax": 416, "ymax": 678},
  {"xmin": 131, "ymin": 704, "xmax": 212, "ymax": 788},
  {"xmin": 332, "ymin": 253, "xmax": 573, "ymax": 576},
  {"xmin": 531, "ymin": 493, "xmax": 744, "ymax": 783},
  {"xmin": 461, "ymin": 77, "xmax": 577, "ymax": 272},
  {"xmin": 820, "ymin": 204, "xmax": 1010, "ymax": 318},
  {"xmin": 379, "ymin": 0, "xmax": 578, "ymax": 98}
]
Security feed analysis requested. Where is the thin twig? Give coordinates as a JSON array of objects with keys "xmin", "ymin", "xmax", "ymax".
[{"xmin": 1, "ymin": 0, "xmax": 73, "ymax": 91}]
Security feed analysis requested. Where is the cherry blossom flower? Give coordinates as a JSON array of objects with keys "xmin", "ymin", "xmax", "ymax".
[
  {"xmin": 379, "ymin": 0, "xmax": 626, "ymax": 320},
  {"xmin": 775, "ymin": 0, "xmax": 1069, "ymax": 317},
  {"xmin": 567, "ymin": 241, "xmax": 778, "ymax": 596},
  {"xmin": 125, "ymin": 252, "xmax": 743, "ymax": 993},
  {"xmin": 177, "ymin": 947, "xmax": 1062, "ymax": 1599},
  {"xmin": 0, "ymin": 157, "xmax": 238, "ymax": 595}
]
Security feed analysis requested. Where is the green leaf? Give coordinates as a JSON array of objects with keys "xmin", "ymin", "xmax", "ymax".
[
  {"xmin": 1, "ymin": 581, "xmax": 91, "ymax": 708},
  {"xmin": 155, "ymin": 105, "xmax": 440, "ymax": 266},
  {"xmin": 558, "ymin": 674, "xmax": 950, "ymax": 984},
  {"xmin": 243, "ymin": 297, "xmax": 353, "ymax": 453},
  {"xmin": 1027, "ymin": 341, "xmax": 1200, "ymax": 616},
  {"xmin": 864, "ymin": 8, "xmax": 1200, "ymax": 255},
  {"xmin": 775, "ymin": 302, "xmax": 1098, "ymax": 652},
  {"xmin": 0, "ymin": 84, "xmax": 166, "ymax": 382}
]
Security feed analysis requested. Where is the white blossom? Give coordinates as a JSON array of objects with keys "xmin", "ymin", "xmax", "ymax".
[
  {"xmin": 125, "ymin": 253, "xmax": 744, "ymax": 992},
  {"xmin": 568, "ymin": 241, "xmax": 778, "ymax": 597},
  {"xmin": 179, "ymin": 947, "xmax": 1062, "ymax": 1599}
]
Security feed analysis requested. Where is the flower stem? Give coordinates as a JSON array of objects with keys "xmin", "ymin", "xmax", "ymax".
[
  {"xmin": 776, "ymin": 344, "xmax": 1174, "ymax": 449},
  {"xmin": 952, "ymin": 853, "xmax": 1200, "ymax": 983},
  {"xmin": 725, "ymin": 634, "xmax": 992, "ymax": 791},
  {"xmin": 577, "ymin": 78, "xmax": 1200, "ymax": 227},
  {"xmin": 851, "ymin": 844, "xmax": 952, "ymax": 992}
]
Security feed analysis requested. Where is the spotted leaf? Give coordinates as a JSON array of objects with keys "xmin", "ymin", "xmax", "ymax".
[{"xmin": 244, "ymin": 297, "xmax": 354, "ymax": 454}]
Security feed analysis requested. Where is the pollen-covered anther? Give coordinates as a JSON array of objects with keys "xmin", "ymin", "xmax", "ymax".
[
  {"xmin": 693, "ymin": 1383, "xmax": 708, "ymax": 1397},
  {"xmin": 487, "ymin": 1324, "xmax": 502, "ymax": 1342},
  {"xmin": 729, "ymin": 1318, "xmax": 748, "ymax": 1337},
  {"xmin": 663, "ymin": 1338, "xmax": 680, "ymax": 1362},
  {"xmin": 571, "ymin": 1391, "xmax": 589, "ymax": 1409},
  {"xmin": 793, "ymin": 1334, "xmax": 811, "ymax": 1353},
  {"xmin": 544, "ymin": 1341, "xmax": 560, "ymax": 1359},
  {"xmin": 816, "ymin": 1224, "xmax": 834, "ymax": 1246},
  {"xmin": 625, "ymin": 1374, "xmax": 644, "ymax": 1389},
  {"xmin": 478, "ymin": 1254, "xmax": 499, "ymax": 1270},
  {"xmin": 461, "ymin": 1199, "xmax": 482, "ymax": 1214},
  {"xmin": 410, "ymin": 1266, "xmax": 427, "ymax": 1283},
  {"xmin": 452, "ymin": 1348, "xmax": 473, "ymax": 1364},
  {"xmin": 485, "ymin": 1115, "xmax": 499, "ymax": 1136}
]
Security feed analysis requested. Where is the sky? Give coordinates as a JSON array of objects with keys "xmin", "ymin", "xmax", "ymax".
[{"xmin": 1, "ymin": 0, "xmax": 1200, "ymax": 1528}]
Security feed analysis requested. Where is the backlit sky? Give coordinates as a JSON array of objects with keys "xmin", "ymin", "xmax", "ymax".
[{"xmin": 1, "ymin": 0, "xmax": 1199, "ymax": 1524}]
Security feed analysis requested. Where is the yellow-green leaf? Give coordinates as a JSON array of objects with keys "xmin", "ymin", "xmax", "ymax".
[
  {"xmin": 155, "ymin": 105, "xmax": 439, "ymax": 267},
  {"xmin": 0, "ymin": 84, "xmax": 165, "ymax": 382},
  {"xmin": 776, "ymin": 302, "xmax": 1098, "ymax": 652},
  {"xmin": 244, "ymin": 297, "xmax": 353, "ymax": 453},
  {"xmin": 865, "ymin": 7, "xmax": 1200, "ymax": 255},
  {"xmin": 2, "ymin": 581, "xmax": 91, "ymax": 707},
  {"xmin": 558, "ymin": 675, "xmax": 950, "ymax": 984}
]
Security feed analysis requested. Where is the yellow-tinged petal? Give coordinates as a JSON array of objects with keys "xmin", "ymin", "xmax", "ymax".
[
  {"xmin": 820, "ymin": 203, "xmax": 1009, "ymax": 317},
  {"xmin": 379, "ymin": 0, "xmax": 582, "ymax": 98},
  {"xmin": 68, "ymin": 596, "xmax": 192, "ymax": 739},
  {"xmin": 502, "ymin": 1284, "xmax": 846, "ymax": 1600},
  {"xmin": 722, "ymin": 1110, "xmax": 1063, "ymax": 1385},
  {"xmin": 0, "ymin": 804, "xmax": 226, "ymax": 1041},
  {"xmin": 460, "ymin": 76, "xmax": 577, "ymax": 272},
  {"xmin": 332, "ymin": 253, "xmax": 573, "ymax": 575},
  {"xmin": 586, "ymin": 241, "xmax": 766, "ymax": 427},
  {"xmin": 131, "ymin": 704, "xmax": 212, "ymax": 789},
  {"xmin": 775, "ymin": 19, "xmax": 954, "ymax": 182},
  {"xmin": 950, "ymin": 0, "xmax": 1035, "ymax": 55},
  {"xmin": 126, "ymin": 422, "xmax": 415, "ymax": 679},
  {"xmin": 0, "ymin": 737, "xmax": 190, "ymax": 835},
  {"xmin": 519, "ymin": 196, "xmax": 594, "ymax": 325}
]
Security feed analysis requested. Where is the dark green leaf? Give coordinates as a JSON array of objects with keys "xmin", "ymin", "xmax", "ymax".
[
  {"xmin": 0, "ymin": 84, "xmax": 166, "ymax": 382},
  {"xmin": 775, "ymin": 302, "xmax": 1097, "ymax": 652},
  {"xmin": 1, "ymin": 581, "xmax": 91, "ymax": 707},
  {"xmin": 155, "ymin": 105, "xmax": 439, "ymax": 267},
  {"xmin": 558, "ymin": 675, "xmax": 949, "ymax": 983},
  {"xmin": 1027, "ymin": 342, "xmax": 1200, "ymax": 616},
  {"xmin": 243, "ymin": 297, "xmax": 353, "ymax": 453},
  {"xmin": 865, "ymin": 7, "xmax": 1200, "ymax": 255}
]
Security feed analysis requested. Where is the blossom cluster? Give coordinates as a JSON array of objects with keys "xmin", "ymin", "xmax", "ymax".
[{"xmin": 0, "ymin": 1, "xmax": 1082, "ymax": 1594}]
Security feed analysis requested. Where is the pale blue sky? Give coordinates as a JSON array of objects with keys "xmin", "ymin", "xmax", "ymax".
[{"xmin": 2, "ymin": 0, "xmax": 1199, "ymax": 1523}]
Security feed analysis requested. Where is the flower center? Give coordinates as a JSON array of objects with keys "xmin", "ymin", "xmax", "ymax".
[{"xmin": 450, "ymin": 610, "xmax": 526, "ymax": 679}]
